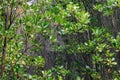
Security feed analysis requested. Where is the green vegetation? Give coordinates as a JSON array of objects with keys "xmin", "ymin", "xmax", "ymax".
[{"xmin": 0, "ymin": 0, "xmax": 120, "ymax": 80}]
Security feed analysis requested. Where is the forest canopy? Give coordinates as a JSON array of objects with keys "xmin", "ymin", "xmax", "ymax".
[{"xmin": 0, "ymin": 0, "xmax": 120, "ymax": 80}]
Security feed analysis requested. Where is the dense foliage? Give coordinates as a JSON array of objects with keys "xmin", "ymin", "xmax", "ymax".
[{"xmin": 1, "ymin": 0, "xmax": 120, "ymax": 80}]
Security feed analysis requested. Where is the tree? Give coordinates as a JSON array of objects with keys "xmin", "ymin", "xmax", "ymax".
[{"xmin": 1, "ymin": 0, "xmax": 120, "ymax": 80}]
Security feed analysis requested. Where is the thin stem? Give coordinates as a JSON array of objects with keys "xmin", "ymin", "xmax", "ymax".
[{"xmin": 1, "ymin": 37, "xmax": 7, "ymax": 77}]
